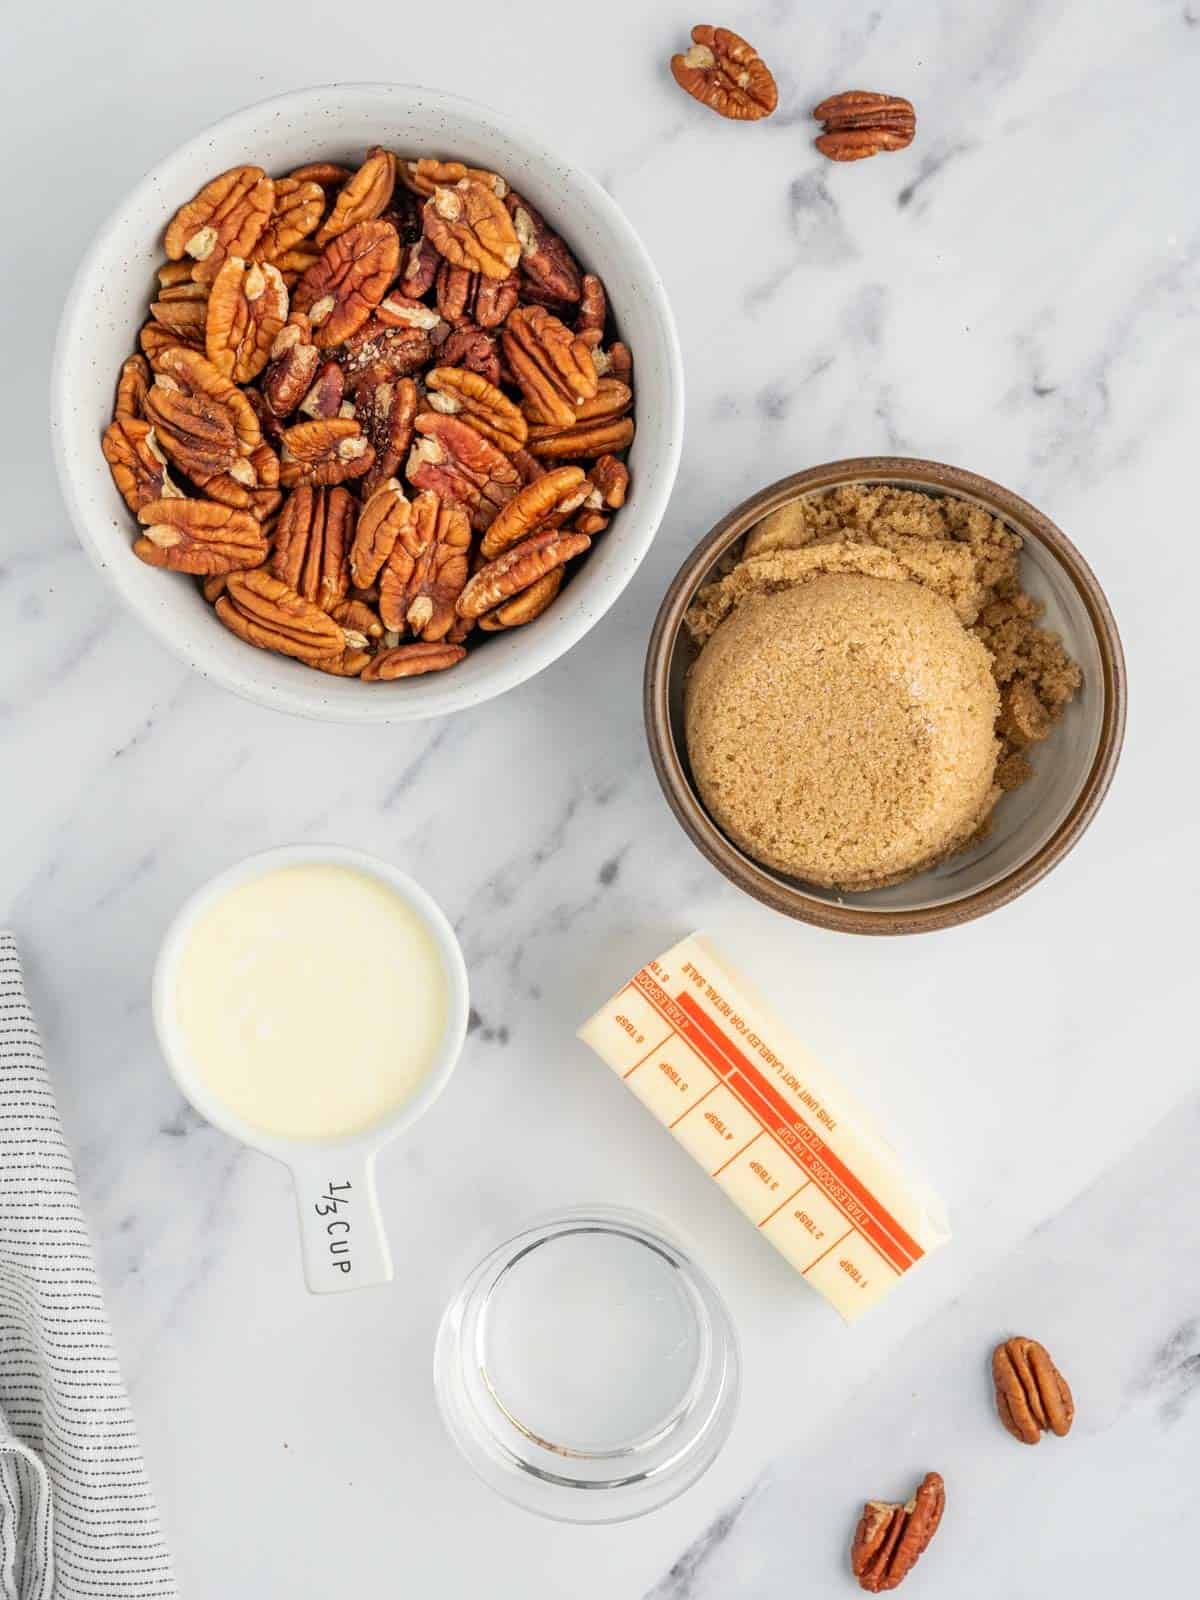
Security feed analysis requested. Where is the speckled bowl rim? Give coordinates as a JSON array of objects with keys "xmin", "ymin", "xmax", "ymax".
[
  {"xmin": 644, "ymin": 457, "xmax": 1127, "ymax": 936},
  {"xmin": 49, "ymin": 82, "xmax": 684, "ymax": 724}
]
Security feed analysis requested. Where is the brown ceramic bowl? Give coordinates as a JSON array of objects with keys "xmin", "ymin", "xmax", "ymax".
[{"xmin": 644, "ymin": 457, "xmax": 1126, "ymax": 935}]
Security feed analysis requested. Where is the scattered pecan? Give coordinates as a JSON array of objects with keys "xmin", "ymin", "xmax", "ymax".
[
  {"xmin": 164, "ymin": 165, "xmax": 275, "ymax": 281},
  {"xmin": 576, "ymin": 273, "xmax": 607, "ymax": 341},
  {"xmin": 434, "ymin": 262, "xmax": 519, "ymax": 329},
  {"xmin": 316, "ymin": 146, "xmax": 397, "ymax": 245},
  {"xmin": 330, "ymin": 596, "xmax": 385, "ymax": 644},
  {"xmin": 360, "ymin": 641, "xmax": 466, "ymax": 679},
  {"xmin": 287, "ymin": 162, "xmax": 352, "ymax": 191},
  {"xmin": 507, "ymin": 193, "xmax": 582, "ymax": 302},
  {"xmin": 139, "ymin": 321, "xmax": 197, "ymax": 366},
  {"xmin": 216, "ymin": 569, "xmax": 345, "ymax": 664},
  {"xmin": 379, "ymin": 490, "xmax": 472, "ymax": 640},
  {"xmin": 252, "ymin": 178, "xmax": 325, "ymax": 264},
  {"xmin": 477, "ymin": 567, "xmax": 564, "ymax": 631},
  {"xmin": 439, "ymin": 322, "xmax": 501, "ymax": 386},
  {"xmin": 608, "ymin": 341, "xmax": 633, "ymax": 385},
  {"xmin": 525, "ymin": 378, "xmax": 634, "ymax": 459},
  {"xmin": 279, "ymin": 417, "xmax": 374, "ymax": 487},
  {"xmin": 292, "ymin": 219, "xmax": 400, "ymax": 348},
  {"xmin": 360, "ymin": 378, "xmax": 419, "ymax": 498},
  {"xmin": 336, "ymin": 318, "xmax": 431, "ymax": 396},
  {"xmin": 423, "ymin": 179, "xmax": 521, "ymax": 280},
  {"xmin": 670, "ymin": 26, "xmax": 778, "ymax": 121},
  {"xmin": 425, "ymin": 366, "xmax": 527, "ymax": 452},
  {"xmin": 299, "ymin": 360, "xmax": 346, "ymax": 420},
  {"xmin": 157, "ymin": 261, "xmax": 195, "ymax": 290},
  {"xmin": 502, "ymin": 305, "xmax": 598, "ymax": 427},
  {"xmin": 145, "ymin": 348, "xmax": 261, "ymax": 480},
  {"xmin": 349, "ymin": 478, "xmax": 411, "ymax": 588},
  {"xmin": 148, "ymin": 291, "xmax": 207, "ymax": 344},
  {"xmin": 261, "ymin": 314, "xmax": 320, "ymax": 417},
  {"xmin": 400, "ymin": 235, "xmax": 440, "ymax": 297},
  {"xmin": 406, "ymin": 413, "xmax": 520, "ymax": 531},
  {"xmin": 992, "ymin": 1338, "xmax": 1074, "ymax": 1444},
  {"xmin": 101, "ymin": 419, "xmax": 182, "ymax": 512},
  {"xmin": 572, "ymin": 509, "xmax": 609, "ymax": 537},
  {"xmin": 588, "ymin": 453, "xmax": 629, "ymax": 509},
  {"xmin": 115, "ymin": 354, "xmax": 152, "ymax": 421},
  {"xmin": 480, "ymin": 465, "xmax": 588, "ymax": 560},
  {"xmin": 133, "ymin": 497, "xmax": 267, "ymax": 576},
  {"xmin": 813, "ymin": 92, "xmax": 917, "ymax": 161},
  {"xmin": 399, "ymin": 159, "xmax": 507, "ymax": 199},
  {"xmin": 205, "ymin": 257, "xmax": 289, "ymax": 383},
  {"xmin": 457, "ymin": 528, "xmax": 590, "ymax": 618},
  {"xmin": 376, "ymin": 292, "xmax": 444, "ymax": 333},
  {"xmin": 270, "ymin": 484, "xmax": 356, "ymax": 611},
  {"xmin": 850, "ymin": 1472, "xmax": 945, "ymax": 1593}
]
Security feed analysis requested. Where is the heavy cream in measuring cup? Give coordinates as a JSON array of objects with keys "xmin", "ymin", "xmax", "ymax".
[{"xmin": 173, "ymin": 863, "xmax": 448, "ymax": 1141}]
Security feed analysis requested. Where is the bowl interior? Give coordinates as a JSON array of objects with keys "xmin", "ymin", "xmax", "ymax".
[
  {"xmin": 52, "ymin": 84, "xmax": 682, "ymax": 722},
  {"xmin": 661, "ymin": 471, "xmax": 1116, "ymax": 921}
]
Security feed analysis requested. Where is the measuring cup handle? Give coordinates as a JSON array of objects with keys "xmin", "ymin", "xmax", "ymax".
[{"xmin": 288, "ymin": 1149, "xmax": 393, "ymax": 1294}]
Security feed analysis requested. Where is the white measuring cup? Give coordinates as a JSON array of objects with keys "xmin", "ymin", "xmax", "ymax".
[{"xmin": 152, "ymin": 844, "xmax": 469, "ymax": 1294}]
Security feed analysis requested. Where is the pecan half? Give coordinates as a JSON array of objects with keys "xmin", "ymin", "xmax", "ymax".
[
  {"xmin": 376, "ymin": 292, "xmax": 445, "ymax": 333},
  {"xmin": 439, "ymin": 322, "xmax": 501, "ymax": 386},
  {"xmin": 360, "ymin": 378, "xmax": 418, "ymax": 498},
  {"xmin": 252, "ymin": 178, "xmax": 325, "ymax": 264},
  {"xmin": 507, "ymin": 193, "xmax": 582, "ymax": 302},
  {"xmin": 479, "ymin": 465, "xmax": 587, "ymax": 559},
  {"xmin": 148, "ymin": 292, "xmax": 207, "ymax": 343},
  {"xmin": 400, "ymin": 158, "xmax": 508, "ymax": 199},
  {"xmin": 316, "ymin": 146, "xmax": 397, "ymax": 245},
  {"xmin": 287, "ymin": 162, "xmax": 352, "ymax": 190},
  {"xmin": 205, "ymin": 257, "xmax": 289, "ymax": 383},
  {"xmin": 101, "ymin": 419, "xmax": 182, "ymax": 512},
  {"xmin": 279, "ymin": 418, "xmax": 374, "ymax": 487},
  {"xmin": 164, "ymin": 165, "xmax": 275, "ymax": 281},
  {"xmin": 576, "ymin": 273, "xmax": 607, "ymax": 340},
  {"xmin": 261, "ymin": 314, "xmax": 320, "ymax": 417},
  {"xmin": 525, "ymin": 377, "xmax": 633, "ymax": 459},
  {"xmin": 850, "ymin": 1472, "xmax": 945, "ymax": 1593},
  {"xmin": 456, "ymin": 528, "xmax": 590, "ymax": 618},
  {"xmin": 477, "ymin": 567, "xmax": 563, "ymax": 631},
  {"xmin": 298, "ymin": 361, "xmax": 346, "ymax": 420},
  {"xmin": 145, "ymin": 348, "xmax": 261, "ymax": 480},
  {"xmin": 813, "ymin": 92, "xmax": 917, "ymax": 161},
  {"xmin": 423, "ymin": 179, "xmax": 521, "ymax": 280},
  {"xmin": 273, "ymin": 241, "xmax": 322, "ymax": 288},
  {"xmin": 292, "ymin": 220, "xmax": 400, "ymax": 348},
  {"xmin": 425, "ymin": 366, "xmax": 527, "ymax": 452},
  {"xmin": 588, "ymin": 453, "xmax": 629, "ymax": 509},
  {"xmin": 502, "ymin": 305, "xmax": 598, "ymax": 427},
  {"xmin": 270, "ymin": 484, "xmax": 356, "ymax": 610},
  {"xmin": 992, "ymin": 1338, "xmax": 1074, "ymax": 1444},
  {"xmin": 360, "ymin": 641, "xmax": 466, "ymax": 680},
  {"xmin": 133, "ymin": 497, "xmax": 267, "ymax": 575},
  {"xmin": 330, "ymin": 597, "xmax": 385, "ymax": 644},
  {"xmin": 406, "ymin": 413, "xmax": 520, "ymax": 531},
  {"xmin": 349, "ymin": 478, "xmax": 411, "ymax": 588},
  {"xmin": 400, "ymin": 235, "xmax": 441, "ymax": 297},
  {"xmin": 379, "ymin": 489, "xmax": 471, "ymax": 640},
  {"xmin": 115, "ymin": 353, "xmax": 152, "ymax": 421},
  {"xmin": 216, "ymin": 569, "xmax": 344, "ymax": 664},
  {"xmin": 336, "ymin": 318, "xmax": 431, "ymax": 396},
  {"xmin": 608, "ymin": 341, "xmax": 633, "ymax": 385},
  {"xmin": 670, "ymin": 26, "xmax": 778, "ymax": 121},
  {"xmin": 434, "ymin": 262, "xmax": 518, "ymax": 329}
]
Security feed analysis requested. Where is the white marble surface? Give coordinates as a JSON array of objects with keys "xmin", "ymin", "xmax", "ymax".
[{"xmin": 3, "ymin": 0, "xmax": 1198, "ymax": 1593}]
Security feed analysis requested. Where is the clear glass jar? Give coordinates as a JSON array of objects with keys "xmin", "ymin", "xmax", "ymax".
[{"xmin": 434, "ymin": 1205, "xmax": 740, "ymax": 1523}]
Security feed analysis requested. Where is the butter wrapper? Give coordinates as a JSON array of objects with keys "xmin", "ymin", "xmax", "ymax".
[{"xmin": 578, "ymin": 934, "xmax": 949, "ymax": 1323}]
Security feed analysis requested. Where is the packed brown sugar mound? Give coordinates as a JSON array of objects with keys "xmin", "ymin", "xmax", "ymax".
[{"xmin": 683, "ymin": 484, "xmax": 1082, "ymax": 890}]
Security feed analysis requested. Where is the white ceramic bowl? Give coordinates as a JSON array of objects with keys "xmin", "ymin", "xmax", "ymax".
[{"xmin": 51, "ymin": 83, "xmax": 684, "ymax": 722}]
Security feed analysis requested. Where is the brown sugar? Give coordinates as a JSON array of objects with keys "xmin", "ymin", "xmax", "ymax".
[{"xmin": 683, "ymin": 483, "xmax": 1082, "ymax": 890}]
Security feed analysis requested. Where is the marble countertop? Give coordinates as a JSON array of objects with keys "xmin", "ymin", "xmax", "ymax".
[{"xmin": 3, "ymin": 0, "xmax": 1197, "ymax": 1593}]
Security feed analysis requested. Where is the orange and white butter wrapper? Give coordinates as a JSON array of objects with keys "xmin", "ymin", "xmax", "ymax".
[{"xmin": 578, "ymin": 934, "xmax": 950, "ymax": 1323}]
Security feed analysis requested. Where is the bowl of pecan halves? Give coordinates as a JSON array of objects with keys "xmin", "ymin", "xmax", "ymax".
[{"xmin": 52, "ymin": 84, "xmax": 683, "ymax": 720}]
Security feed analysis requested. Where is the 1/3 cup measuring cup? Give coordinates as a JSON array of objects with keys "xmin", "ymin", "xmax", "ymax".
[{"xmin": 152, "ymin": 844, "xmax": 470, "ymax": 1293}]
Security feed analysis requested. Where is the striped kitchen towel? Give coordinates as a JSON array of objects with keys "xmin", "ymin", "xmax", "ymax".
[{"xmin": 0, "ymin": 934, "xmax": 176, "ymax": 1599}]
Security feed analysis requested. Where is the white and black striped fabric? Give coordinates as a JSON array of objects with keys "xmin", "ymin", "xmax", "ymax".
[{"xmin": 0, "ymin": 935, "xmax": 176, "ymax": 1599}]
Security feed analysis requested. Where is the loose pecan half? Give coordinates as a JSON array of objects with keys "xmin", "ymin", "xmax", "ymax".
[
  {"xmin": 425, "ymin": 366, "xmax": 527, "ymax": 452},
  {"xmin": 164, "ymin": 165, "xmax": 275, "ymax": 281},
  {"xmin": 376, "ymin": 292, "xmax": 444, "ymax": 333},
  {"xmin": 850, "ymin": 1472, "xmax": 945, "ymax": 1593},
  {"xmin": 399, "ymin": 158, "xmax": 507, "ymax": 199},
  {"xmin": 477, "ymin": 567, "xmax": 563, "ymax": 630},
  {"xmin": 292, "ymin": 219, "xmax": 400, "ymax": 348},
  {"xmin": 336, "ymin": 318, "xmax": 431, "ymax": 396},
  {"xmin": 670, "ymin": 26, "xmax": 778, "ymax": 121},
  {"xmin": 252, "ymin": 178, "xmax": 325, "ymax": 264},
  {"xmin": 316, "ymin": 146, "xmax": 397, "ymax": 245},
  {"xmin": 216, "ymin": 569, "xmax": 345, "ymax": 664},
  {"xmin": 139, "ymin": 321, "xmax": 199, "ymax": 366},
  {"xmin": 101, "ymin": 419, "xmax": 182, "ymax": 512},
  {"xmin": 525, "ymin": 378, "xmax": 634, "ymax": 459},
  {"xmin": 148, "ymin": 291, "xmax": 207, "ymax": 344},
  {"xmin": 502, "ymin": 305, "xmax": 598, "ymax": 427},
  {"xmin": 115, "ymin": 354, "xmax": 152, "ymax": 421},
  {"xmin": 205, "ymin": 257, "xmax": 289, "ymax": 383},
  {"xmin": 423, "ymin": 179, "xmax": 521, "ymax": 280},
  {"xmin": 145, "ymin": 348, "xmax": 261, "ymax": 479},
  {"xmin": 479, "ymin": 465, "xmax": 587, "ymax": 559},
  {"xmin": 588, "ymin": 453, "xmax": 629, "ymax": 509},
  {"xmin": 992, "ymin": 1338, "xmax": 1074, "ymax": 1444},
  {"xmin": 133, "ymin": 497, "xmax": 267, "ymax": 575},
  {"xmin": 439, "ymin": 322, "xmax": 501, "ymax": 386},
  {"xmin": 360, "ymin": 378, "xmax": 419, "ymax": 498},
  {"xmin": 576, "ymin": 273, "xmax": 607, "ymax": 341},
  {"xmin": 270, "ymin": 484, "xmax": 356, "ymax": 611},
  {"xmin": 287, "ymin": 162, "xmax": 352, "ymax": 190},
  {"xmin": 379, "ymin": 490, "xmax": 472, "ymax": 640},
  {"xmin": 507, "ymin": 193, "xmax": 582, "ymax": 302},
  {"xmin": 400, "ymin": 235, "xmax": 441, "ymax": 297},
  {"xmin": 406, "ymin": 413, "xmax": 520, "ymax": 531},
  {"xmin": 272, "ymin": 241, "xmax": 322, "ymax": 289},
  {"xmin": 279, "ymin": 418, "xmax": 374, "ymax": 487},
  {"xmin": 457, "ymin": 528, "xmax": 590, "ymax": 618},
  {"xmin": 813, "ymin": 92, "xmax": 917, "ymax": 161},
  {"xmin": 349, "ymin": 478, "xmax": 411, "ymax": 588},
  {"xmin": 360, "ymin": 641, "xmax": 466, "ymax": 679},
  {"xmin": 261, "ymin": 314, "xmax": 320, "ymax": 417}
]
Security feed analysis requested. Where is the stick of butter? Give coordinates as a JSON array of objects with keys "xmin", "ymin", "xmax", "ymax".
[{"xmin": 578, "ymin": 934, "xmax": 950, "ymax": 1323}]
